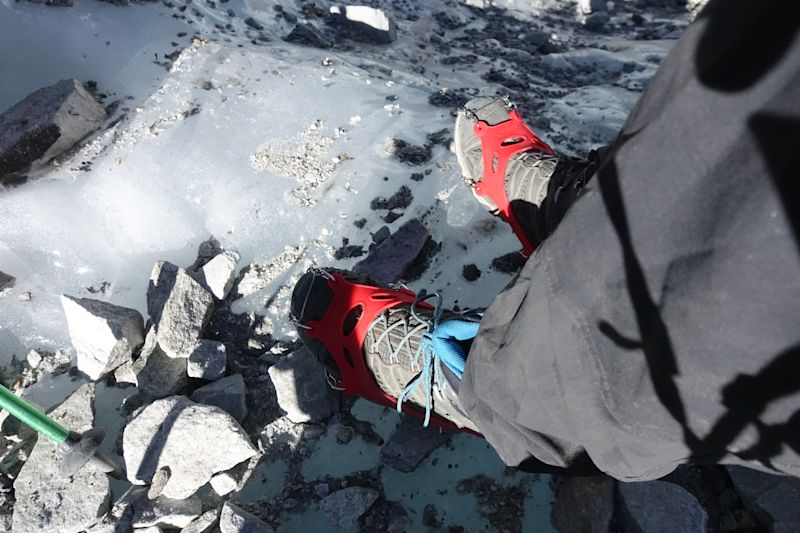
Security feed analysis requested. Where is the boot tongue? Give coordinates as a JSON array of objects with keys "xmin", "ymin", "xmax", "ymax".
[{"xmin": 429, "ymin": 318, "xmax": 480, "ymax": 379}]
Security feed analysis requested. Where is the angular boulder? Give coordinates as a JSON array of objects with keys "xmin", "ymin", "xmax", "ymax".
[
  {"xmin": 0, "ymin": 270, "xmax": 14, "ymax": 292},
  {"xmin": 329, "ymin": 5, "xmax": 397, "ymax": 44},
  {"xmin": 12, "ymin": 384, "xmax": 110, "ymax": 533},
  {"xmin": 579, "ymin": 0, "xmax": 607, "ymax": 14},
  {"xmin": 209, "ymin": 471, "xmax": 238, "ymax": 496},
  {"xmin": 129, "ymin": 328, "xmax": 189, "ymax": 400},
  {"xmin": 284, "ymin": 23, "xmax": 333, "ymax": 49},
  {"xmin": 147, "ymin": 261, "xmax": 214, "ymax": 358},
  {"xmin": 0, "ymin": 79, "xmax": 106, "ymax": 183},
  {"xmin": 123, "ymin": 396, "xmax": 257, "ymax": 499},
  {"xmin": 187, "ymin": 339, "xmax": 227, "ymax": 380},
  {"xmin": 320, "ymin": 486, "xmax": 379, "ymax": 528},
  {"xmin": 61, "ymin": 295, "xmax": 145, "ymax": 380},
  {"xmin": 219, "ymin": 502, "xmax": 273, "ymax": 533},
  {"xmin": 552, "ymin": 475, "xmax": 616, "ymax": 533},
  {"xmin": 267, "ymin": 347, "xmax": 339, "ymax": 423},
  {"xmin": 728, "ymin": 465, "xmax": 800, "ymax": 533},
  {"xmin": 353, "ymin": 219, "xmax": 429, "ymax": 285},
  {"xmin": 617, "ymin": 480, "xmax": 707, "ymax": 533},
  {"xmin": 190, "ymin": 374, "xmax": 247, "ymax": 422},
  {"xmin": 194, "ymin": 251, "xmax": 239, "ymax": 300},
  {"xmin": 180, "ymin": 509, "xmax": 219, "ymax": 533}
]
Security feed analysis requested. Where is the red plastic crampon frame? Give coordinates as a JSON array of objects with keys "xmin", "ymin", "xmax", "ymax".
[
  {"xmin": 305, "ymin": 272, "xmax": 478, "ymax": 434},
  {"xmin": 473, "ymin": 109, "xmax": 555, "ymax": 257}
]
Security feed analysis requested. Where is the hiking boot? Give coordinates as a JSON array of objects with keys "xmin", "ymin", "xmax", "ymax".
[
  {"xmin": 291, "ymin": 267, "xmax": 480, "ymax": 433},
  {"xmin": 454, "ymin": 96, "xmax": 597, "ymax": 256}
]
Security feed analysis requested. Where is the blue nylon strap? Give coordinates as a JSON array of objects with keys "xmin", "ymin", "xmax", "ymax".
[{"xmin": 429, "ymin": 319, "xmax": 480, "ymax": 379}]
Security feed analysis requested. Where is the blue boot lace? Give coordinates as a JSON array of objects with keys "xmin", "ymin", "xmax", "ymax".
[{"xmin": 368, "ymin": 291, "xmax": 481, "ymax": 426}]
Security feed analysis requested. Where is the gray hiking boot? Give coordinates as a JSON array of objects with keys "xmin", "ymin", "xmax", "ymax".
[
  {"xmin": 454, "ymin": 96, "xmax": 597, "ymax": 254},
  {"xmin": 454, "ymin": 97, "xmax": 559, "ymax": 214},
  {"xmin": 291, "ymin": 268, "xmax": 480, "ymax": 432},
  {"xmin": 364, "ymin": 304, "xmax": 479, "ymax": 432}
]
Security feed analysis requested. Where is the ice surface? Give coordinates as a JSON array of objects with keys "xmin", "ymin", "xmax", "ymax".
[{"xmin": 0, "ymin": 0, "xmax": 687, "ymax": 529}]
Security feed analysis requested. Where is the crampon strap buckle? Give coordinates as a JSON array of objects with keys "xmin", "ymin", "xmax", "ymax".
[
  {"xmin": 305, "ymin": 272, "xmax": 478, "ymax": 434},
  {"xmin": 473, "ymin": 109, "xmax": 555, "ymax": 257}
]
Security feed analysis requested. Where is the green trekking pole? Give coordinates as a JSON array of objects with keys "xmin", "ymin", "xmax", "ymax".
[{"xmin": 0, "ymin": 384, "xmax": 123, "ymax": 478}]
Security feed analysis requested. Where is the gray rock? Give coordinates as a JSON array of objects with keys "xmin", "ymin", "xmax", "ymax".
[
  {"xmin": 728, "ymin": 466, "xmax": 800, "ymax": 533},
  {"xmin": 180, "ymin": 509, "xmax": 219, "ymax": 533},
  {"xmin": 131, "ymin": 328, "xmax": 189, "ymax": 401},
  {"xmin": 209, "ymin": 471, "xmax": 238, "ymax": 496},
  {"xmin": 578, "ymin": 0, "xmax": 607, "ymax": 14},
  {"xmin": 320, "ymin": 486, "xmax": 379, "ymax": 528},
  {"xmin": 617, "ymin": 480, "xmax": 708, "ymax": 533},
  {"xmin": 315, "ymin": 482, "xmax": 330, "ymax": 498},
  {"xmin": 209, "ymin": 456, "xmax": 259, "ymax": 497},
  {"xmin": 353, "ymin": 219, "xmax": 429, "ymax": 285},
  {"xmin": 190, "ymin": 374, "xmax": 247, "ymax": 422},
  {"xmin": 219, "ymin": 502, "xmax": 273, "ymax": 533},
  {"xmin": 82, "ymin": 484, "xmax": 145, "ymax": 533},
  {"xmin": 190, "ymin": 237, "xmax": 223, "ymax": 271},
  {"xmin": 0, "ymin": 79, "xmax": 106, "ymax": 182},
  {"xmin": 0, "ymin": 271, "xmax": 14, "ymax": 292},
  {"xmin": 380, "ymin": 416, "xmax": 451, "ymax": 472},
  {"xmin": 114, "ymin": 359, "xmax": 137, "ymax": 385},
  {"xmin": 123, "ymin": 396, "xmax": 257, "ymax": 499},
  {"xmin": 12, "ymin": 384, "xmax": 110, "ymax": 533},
  {"xmin": 552, "ymin": 475, "xmax": 616, "ymax": 533},
  {"xmin": 386, "ymin": 502, "xmax": 411, "ymax": 533},
  {"xmin": 267, "ymin": 347, "xmax": 339, "ymax": 423},
  {"xmin": 147, "ymin": 467, "xmax": 171, "ymax": 500},
  {"xmin": 195, "ymin": 251, "xmax": 239, "ymax": 300},
  {"xmin": 584, "ymin": 11, "xmax": 610, "ymax": 31},
  {"xmin": 372, "ymin": 225, "xmax": 391, "ymax": 245},
  {"xmin": 187, "ymin": 340, "xmax": 227, "ymax": 380},
  {"xmin": 329, "ymin": 5, "xmax": 397, "ymax": 44},
  {"xmin": 132, "ymin": 495, "xmax": 202, "ymax": 529},
  {"xmin": 26, "ymin": 349, "xmax": 42, "ymax": 368},
  {"xmin": 147, "ymin": 261, "xmax": 214, "ymax": 358},
  {"xmin": 60, "ymin": 295, "xmax": 145, "ymax": 380},
  {"xmin": 284, "ymin": 23, "xmax": 333, "ymax": 49},
  {"xmin": 522, "ymin": 29, "xmax": 550, "ymax": 48}
]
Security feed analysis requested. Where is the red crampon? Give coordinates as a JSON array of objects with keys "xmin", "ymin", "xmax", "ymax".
[
  {"xmin": 304, "ymin": 271, "xmax": 479, "ymax": 434},
  {"xmin": 472, "ymin": 108, "xmax": 555, "ymax": 257}
]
